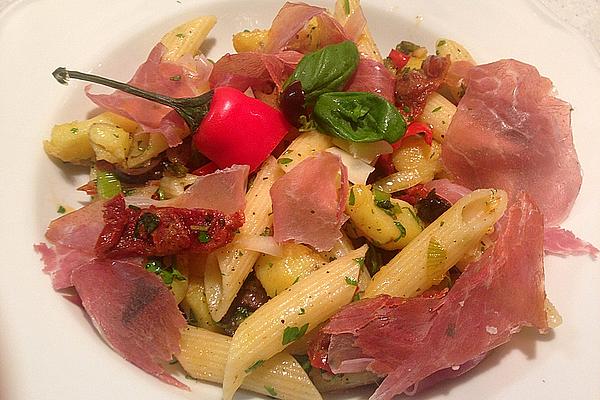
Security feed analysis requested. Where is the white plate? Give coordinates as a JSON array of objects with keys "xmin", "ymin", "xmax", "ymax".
[{"xmin": 0, "ymin": 0, "xmax": 598, "ymax": 399}]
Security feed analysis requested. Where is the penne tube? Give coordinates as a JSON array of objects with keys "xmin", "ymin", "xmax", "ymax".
[
  {"xmin": 160, "ymin": 16, "xmax": 217, "ymax": 62},
  {"xmin": 205, "ymin": 156, "xmax": 284, "ymax": 321},
  {"xmin": 277, "ymin": 131, "xmax": 332, "ymax": 172},
  {"xmin": 178, "ymin": 327, "xmax": 322, "ymax": 400},
  {"xmin": 309, "ymin": 369, "xmax": 379, "ymax": 392},
  {"xmin": 417, "ymin": 92, "xmax": 457, "ymax": 142},
  {"xmin": 365, "ymin": 189, "xmax": 508, "ymax": 298},
  {"xmin": 222, "ymin": 246, "xmax": 367, "ymax": 400},
  {"xmin": 333, "ymin": 0, "xmax": 382, "ymax": 62}
]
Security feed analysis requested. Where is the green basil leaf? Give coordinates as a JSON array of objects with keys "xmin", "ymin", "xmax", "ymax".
[
  {"xmin": 283, "ymin": 40, "xmax": 359, "ymax": 105},
  {"xmin": 313, "ymin": 91, "xmax": 406, "ymax": 143}
]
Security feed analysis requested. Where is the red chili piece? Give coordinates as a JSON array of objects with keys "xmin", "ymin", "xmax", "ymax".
[
  {"xmin": 193, "ymin": 87, "xmax": 291, "ymax": 172},
  {"xmin": 391, "ymin": 121, "xmax": 434, "ymax": 150},
  {"xmin": 388, "ymin": 49, "xmax": 410, "ymax": 69},
  {"xmin": 96, "ymin": 195, "xmax": 244, "ymax": 258}
]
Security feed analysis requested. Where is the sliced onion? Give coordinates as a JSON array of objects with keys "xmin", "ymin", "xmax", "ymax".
[
  {"xmin": 234, "ymin": 234, "xmax": 283, "ymax": 257},
  {"xmin": 325, "ymin": 147, "xmax": 375, "ymax": 185}
]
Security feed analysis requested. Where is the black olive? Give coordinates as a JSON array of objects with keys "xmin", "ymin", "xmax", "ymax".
[
  {"xmin": 415, "ymin": 189, "xmax": 451, "ymax": 224},
  {"xmin": 279, "ymin": 80, "xmax": 306, "ymax": 127}
]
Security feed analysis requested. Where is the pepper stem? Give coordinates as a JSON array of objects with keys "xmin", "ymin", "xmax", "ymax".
[{"xmin": 52, "ymin": 67, "xmax": 213, "ymax": 132}]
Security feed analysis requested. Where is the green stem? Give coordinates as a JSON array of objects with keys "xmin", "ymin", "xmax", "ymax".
[{"xmin": 52, "ymin": 67, "xmax": 213, "ymax": 132}]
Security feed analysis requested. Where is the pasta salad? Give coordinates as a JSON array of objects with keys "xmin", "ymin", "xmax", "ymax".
[{"xmin": 36, "ymin": 1, "xmax": 598, "ymax": 399}]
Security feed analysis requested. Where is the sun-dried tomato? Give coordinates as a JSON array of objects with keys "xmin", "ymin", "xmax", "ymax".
[{"xmin": 96, "ymin": 194, "xmax": 244, "ymax": 258}]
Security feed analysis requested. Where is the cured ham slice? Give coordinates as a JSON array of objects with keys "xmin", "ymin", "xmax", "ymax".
[
  {"xmin": 544, "ymin": 226, "xmax": 599, "ymax": 259},
  {"xmin": 345, "ymin": 58, "xmax": 395, "ymax": 103},
  {"xmin": 424, "ymin": 179, "xmax": 471, "ymax": 204},
  {"xmin": 86, "ymin": 43, "xmax": 213, "ymax": 147},
  {"xmin": 271, "ymin": 152, "xmax": 348, "ymax": 251},
  {"xmin": 209, "ymin": 51, "xmax": 302, "ymax": 92},
  {"xmin": 71, "ymin": 259, "xmax": 188, "ymax": 389},
  {"xmin": 310, "ymin": 193, "xmax": 548, "ymax": 399},
  {"xmin": 264, "ymin": 2, "xmax": 347, "ymax": 53},
  {"xmin": 442, "ymin": 59, "xmax": 581, "ymax": 226},
  {"xmin": 36, "ymin": 165, "xmax": 249, "ymax": 288}
]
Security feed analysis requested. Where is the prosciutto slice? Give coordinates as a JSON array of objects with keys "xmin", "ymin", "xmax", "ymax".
[
  {"xmin": 71, "ymin": 259, "xmax": 187, "ymax": 389},
  {"xmin": 87, "ymin": 43, "xmax": 213, "ymax": 147},
  {"xmin": 345, "ymin": 58, "xmax": 395, "ymax": 103},
  {"xmin": 271, "ymin": 152, "xmax": 348, "ymax": 251},
  {"xmin": 311, "ymin": 193, "xmax": 548, "ymax": 399},
  {"xmin": 544, "ymin": 226, "xmax": 599, "ymax": 259},
  {"xmin": 424, "ymin": 179, "xmax": 472, "ymax": 205},
  {"xmin": 36, "ymin": 165, "xmax": 249, "ymax": 288},
  {"xmin": 264, "ymin": 2, "xmax": 347, "ymax": 53},
  {"xmin": 442, "ymin": 59, "xmax": 581, "ymax": 226},
  {"xmin": 209, "ymin": 51, "xmax": 302, "ymax": 92}
]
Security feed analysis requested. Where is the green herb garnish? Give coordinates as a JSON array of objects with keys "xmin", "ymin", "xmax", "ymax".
[
  {"xmin": 245, "ymin": 359, "xmax": 265, "ymax": 373},
  {"xmin": 265, "ymin": 386, "xmax": 278, "ymax": 397},
  {"xmin": 197, "ymin": 231, "xmax": 211, "ymax": 243},
  {"xmin": 345, "ymin": 276, "xmax": 358, "ymax": 286},
  {"xmin": 57, "ymin": 205, "xmax": 66, "ymax": 214},
  {"xmin": 348, "ymin": 187, "xmax": 356, "ymax": 206},
  {"xmin": 135, "ymin": 212, "xmax": 160, "ymax": 238},
  {"xmin": 278, "ymin": 157, "xmax": 293, "ymax": 165},
  {"xmin": 282, "ymin": 323, "xmax": 309, "ymax": 345}
]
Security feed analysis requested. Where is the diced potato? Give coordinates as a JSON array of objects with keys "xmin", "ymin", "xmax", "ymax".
[
  {"xmin": 88, "ymin": 123, "xmax": 131, "ymax": 164},
  {"xmin": 44, "ymin": 112, "xmax": 138, "ymax": 164},
  {"xmin": 435, "ymin": 38, "xmax": 475, "ymax": 63},
  {"xmin": 254, "ymin": 244, "xmax": 327, "ymax": 297},
  {"xmin": 346, "ymin": 184, "xmax": 422, "ymax": 250},
  {"xmin": 233, "ymin": 29, "xmax": 268, "ymax": 53}
]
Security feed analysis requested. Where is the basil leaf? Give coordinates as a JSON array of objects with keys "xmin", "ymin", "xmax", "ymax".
[
  {"xmin": 283, "ymin": 40, "xmax": 359, "ymax": 105},
  {"xmin": 313, "ymin": 92, "xmax": 406, "ymax": 143}
]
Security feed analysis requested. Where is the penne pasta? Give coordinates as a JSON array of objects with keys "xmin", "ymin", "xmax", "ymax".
[
  {"xmin": 365, "ymin": 189, "xmax": 508, "ymax": 298},
  {"xmin": 333, "ymin": 0, "xmax": 382, "ymax": 62},
  {"xmin": 88, "ymin": 123, "xmax": 131, "ymax": 164},
  {"xmin": 222, "ymin": 245, "xmax": 367, "ymax": 400},
  {"xmin": 178, "ymin": 254, "xmax": 222, "ymax": 332},
  {"xmin": 204, "ymin": 156, "xmax": 284, "ymax": 321},
  {"xmin": 309, "ymin": 369, "xmax": 379, "ymax": 392},
  {"xmin": 417, "ymin": 92, "xmax": 457, "ymax": 142},
  {"xmin": 277, "ymin": 131, "xmax": 332, "ymax": 172},
  {"xmin": 178, "ymin": 326, "xmax": 322, "ymax": 400},
  {"xmin": 160, "ymin": 16, "xmax": 217, "ymax": 62}
]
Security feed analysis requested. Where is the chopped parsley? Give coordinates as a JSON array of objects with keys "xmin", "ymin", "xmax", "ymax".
[
  {"xmin": 144, "ymin": 258, "xmax": 186, "ymax": 285},
  {"xmin": 170, "ymin": 75, "xmax": 182, "ymax": 81},
  {"xmin": 353, "ymin": 257, "xmax": 365, "ymax": 267},
  {"xmin": 265, "ymin": 385, "xmax": 278, "ymax": 397},
  {"xmin": 292, "ymin": 275, "xmax": 300, "ymax": 285},
  {"xmin": 343, "ymin": 0, "xmax": 350, "ymax": 15},
  {"xmin": 175, "ymin": 33, "xmax": 185, "ymax": 38},
  {"xmin": 345, "ymin": 276, "xmax": 358, "ymax": 286},
  {"xmin": 70, "ymin": 127, "xmax": 79, "ymax": 134},
  {"xmin": 282, "ymin": 323, "xmax": 309, "ymax": 345},
  {"xmin": 57, "ymin": 205, "xmax": 66, "ymax": 214},
  {"xmin": 432, "ymin": 106, "xmax": 442, "ymax": 113},
  {"xmin": 260, "ymin": 226, "xmax": 272, "ymax": 236},
  {"xmin": 298, "ymin": 307, "xmax": 306, "ymax": 315},
  {"xmin": 352, "ymin": 292, "xmax": 361, "ymax": 302},
  {"xmin": 278, "ymin": 157, "xmax": 293, "ymax": 165},
  {"xmin": 197, "ymin": 231, "xmax": 211, "ymax": 243},
  {"xmin": 245, "ymin": 359, "xmax": 264, "ymax": 373},
  {"xmin": 348, "ymin": 187, "xmax": 356, "ymax": 206},
  {"xmin": 134, "ymin": 212, "xmax": 160, "ymax": 238},
  {"xmin": 394, "ymin": 221, "xmax": 406, "ymax": 241}
]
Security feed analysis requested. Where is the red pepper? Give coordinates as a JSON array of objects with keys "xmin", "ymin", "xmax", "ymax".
[
  {"xmin": 391, "ymin": 121, "xmax": 433, "ymax": 149},
  {"xmin": 388, "ymin": 49, "xmax": 410, "ymax": 69},
  {"xmin": 191, "ymin": 161, "xmax": 219, "ymax": 176},
  {"xmin": 193, "ymin": 87, "xmax": 291, "ymax": 172},
  {"xmin": 52, "ymin": 68, "xmax": 290, "ymax": 173}
]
